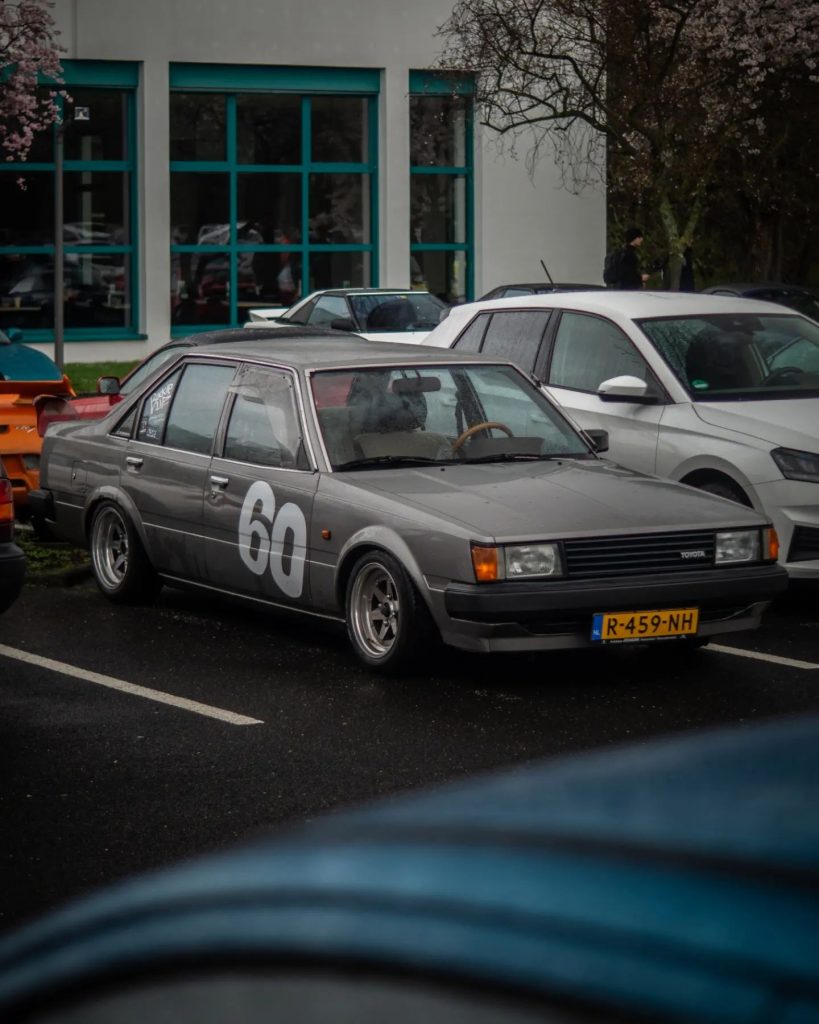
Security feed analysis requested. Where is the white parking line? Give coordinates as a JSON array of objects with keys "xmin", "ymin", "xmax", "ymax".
[
  {"xmin": 707, "ymin": 644, "xmax": 819, "ymax": 671},
  {"xmin": 0, "ymin": 644, "xmax": 264, "ymax": 725}
]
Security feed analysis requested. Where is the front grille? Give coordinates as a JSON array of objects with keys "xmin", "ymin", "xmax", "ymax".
[
  {"xmin": 788, "ymin": 526, "xmax": 819, "ymax": 563},
  {"xmin": 563, "ymin": 531, "xmax": 716, "ymax": 578}
]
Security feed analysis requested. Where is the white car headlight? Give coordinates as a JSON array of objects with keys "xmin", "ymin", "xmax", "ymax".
[
  {"xmin": 504, "ymin": 543, "xmax": 563, "ymax": 578},
  {"xmin": 715, "ymin": 530, "xmax": 760, "ymax": 564},
  {"xmin": 771, "ymin": 447, "xmax": 819, "ymax": 483}
]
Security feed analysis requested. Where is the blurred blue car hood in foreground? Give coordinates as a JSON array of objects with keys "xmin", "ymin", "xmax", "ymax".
[{"xmin": 1, "ymin": 714, "xmax": 818, "ymax": 1023}]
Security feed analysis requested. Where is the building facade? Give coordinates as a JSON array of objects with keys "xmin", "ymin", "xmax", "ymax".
[{"xmin": 1, "ymin": 0, "xmax": 605, "ymax": 363}]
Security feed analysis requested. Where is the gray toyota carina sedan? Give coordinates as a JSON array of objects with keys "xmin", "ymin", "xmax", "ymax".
[{"xmin": 30, "ymin": 334, "xmax": 787, "ymax": 672}]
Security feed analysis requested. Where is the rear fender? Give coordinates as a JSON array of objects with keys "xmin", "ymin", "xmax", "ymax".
[{"xmin": 83, "ymin": 486, "xmax": 151, "ymax": 552}]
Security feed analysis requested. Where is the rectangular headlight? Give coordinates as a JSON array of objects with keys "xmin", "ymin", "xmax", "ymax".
[
  {"xmin": 504, "ymin": 543, "xmax": 563, "ymax": 578},
  {"xmin": 715, "ymin": 529, "xmax": 760, "ymax": 564},
  {"xmin": 771, "ymin": 447, "xmax": 819, "ymax": 483}
]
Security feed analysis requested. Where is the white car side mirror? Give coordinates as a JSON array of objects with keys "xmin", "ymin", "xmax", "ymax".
[{"xmin": 598, "ymin": 375, "xmax": 653, "ymax": 402}]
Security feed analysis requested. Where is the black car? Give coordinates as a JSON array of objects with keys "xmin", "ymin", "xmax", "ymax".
[
  {"xmin": 0, "ymin": 457, "xmax": 25, "ymax": 613},
  {"xmin": 479, "ymin": 282, "xmax": 606, "ymax": 300},
  {"xmin": 702, "ymin": 283, "xmax": 819, "ymax": 320}
]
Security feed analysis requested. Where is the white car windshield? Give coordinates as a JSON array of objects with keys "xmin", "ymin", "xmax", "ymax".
[
  {"xmin": 311, "ymin": 363, "xmax": 591, "ymax": 469},
  {"xmin": 637, "ymin": 313, "xmax": 819, "ymax": 398},
  {"xmin": 348, "ymin": 293, "xmax": 448, "ymax": 332}
]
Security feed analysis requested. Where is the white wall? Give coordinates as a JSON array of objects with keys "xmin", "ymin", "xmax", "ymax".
[{"xmin": 44, "ymin": 0, "xmax": 604, "ymax": 364}]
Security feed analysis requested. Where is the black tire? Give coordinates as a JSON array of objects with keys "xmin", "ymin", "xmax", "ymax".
[
  {"xmin": 89, "ymin": 501, "xmax": 161, "ymax": 604},
  {"xmin": 345, "ymin": 550, "xmax": 433, "ymax": 673},
  {"xmin": 695, "ymin": 477, "xmax": 752, "ymax": 507}
]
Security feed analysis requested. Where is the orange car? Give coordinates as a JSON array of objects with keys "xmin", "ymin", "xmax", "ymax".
[{"xmin": 0, "ymin": 329, "xmax": 75, "ymax": 526}]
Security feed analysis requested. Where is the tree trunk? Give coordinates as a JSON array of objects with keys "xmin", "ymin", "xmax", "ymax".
[{"xmin": 657, "ymin": 192, "xmax": 702, "ymax": 291}]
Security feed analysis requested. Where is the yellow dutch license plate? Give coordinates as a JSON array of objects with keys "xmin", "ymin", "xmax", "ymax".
[{"xmin": 591, "ymin": 607, "xmax": 699, "ymax": 643}]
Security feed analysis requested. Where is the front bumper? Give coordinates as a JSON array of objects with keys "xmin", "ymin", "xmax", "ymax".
[{"xmin": 437, "ymin": 563, "xmax": 789, "ymax": 653}]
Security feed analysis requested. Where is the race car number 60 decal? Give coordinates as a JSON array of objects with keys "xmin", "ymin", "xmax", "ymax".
[{"xmin": 238, "ymin": 480, "xmax": 307, "ymax": 598}]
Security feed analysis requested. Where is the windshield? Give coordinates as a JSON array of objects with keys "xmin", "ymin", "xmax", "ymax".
[
  {"xmin": 311, "ymin": 363, "xmax": 591, "ymax": 469},
  {"xmin": 349, "ymin": 292, "xmax": 448, "ymax": 333},
  {"xmin": 636, "ymin": 313, "xmax": 819, "ymax": 399}
]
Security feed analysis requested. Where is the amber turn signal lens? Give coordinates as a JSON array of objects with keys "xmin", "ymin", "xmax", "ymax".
[
  {"xmin": 471, "ymin": 544, "xmax": 499, "ymax": 582},
  {"xmin": 766, "ymin": 528, "xmax": 780, "ymax": 561}
]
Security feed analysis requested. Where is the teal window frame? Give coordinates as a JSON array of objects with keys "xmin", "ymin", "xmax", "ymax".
[
  {"xmin": 169, "ymin": 64, "xmax": 379, "ymax": 335},
  {"xmin": 409, "ymin": 71, "xmax": 474, "ymax": 302},
  {"xmin": 0, "ymin": 60, "xmax": 141, "ymax": 343}
]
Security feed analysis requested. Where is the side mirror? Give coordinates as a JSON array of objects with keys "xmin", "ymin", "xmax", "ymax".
[
  {"xmin": 583, "ymin": 428, "xmax": 609, "ymax": 453},
  {"xmin": 97, "ymin": 376, "xmax": 121, "ymax": 396},
  {"xmin": 329, "ymin": 317, "xmax": 356, "ymax": 332},
  {"xmin": 34, "ymin": 395, "xmax": 78, "ymax": 437},
  {"xmin": 598, "ymin": 375, "xmax": 658, "ymax": 404}
]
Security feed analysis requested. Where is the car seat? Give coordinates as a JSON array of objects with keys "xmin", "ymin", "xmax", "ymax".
[
  {"xmin": 684, "ymin": 331, "xmax": 762, "ymax": 390},
  {"xmin": 366, "ymin": 301, "xmax": 415, "ymax": 332}
]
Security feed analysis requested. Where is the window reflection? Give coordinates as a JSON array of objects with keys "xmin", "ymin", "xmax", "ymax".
[
  {"xmin": 0, "ymin": 173, "xmax": 53, "ymax": 246},
  {"xmin": 64, "ymin": 171, "xmax": 129, "ymax": 245},
  {"xmin": 312, "ymin": 96, "xmax": 368, "ymax": 162},
  {"xmin": 308, "ymin": 251, "xmax": 368, "ymax": 292},
  {"xmin": 310, "ymin": 173, "xmax": 369, "ymax": 244},
  {"xmin": 171, "ymin": 173, "xmax": 229, "ymax": 244},
  {"xmin": 410, "ymin": 95, "xmax": 467, "ymax": 166},
  {"xmin": 237, "ymin": 174, "xmax": 301, "ymax": 243},
  {"xmin": 237, "ymin": 95, "xmax": 300, "ymax": 165},
  {"xmin": 0, "ymin": 253, "xmax": 130, "ymax": 330},
  {"xmin": 411, "ymin": 175, "xmax": 466, "ymax": 244},
  {"xmin": 409, "ymin": 251, "xmax": 467, "ymax": 305},
  {"xmin": 170, "ymin": 93, "xmax": 226, "ymax": 161},
  {"xmin": 64, "ymin": 90, "xmax": 126, "ymax": 161}
]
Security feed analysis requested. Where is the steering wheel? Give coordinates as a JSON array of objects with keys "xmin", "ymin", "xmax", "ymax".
[
  {"xmin": 452, "ymin": 420, "xmax": 514, "ymax": 453},
  {"xmin": 762, "ymin": 365, "xmax": 804, "ymax": 386}
]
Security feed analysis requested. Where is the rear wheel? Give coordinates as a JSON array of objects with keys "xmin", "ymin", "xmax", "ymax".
[
  {"xmin": 90, "ymin": 501, "xmax": 161, "ymax": 604},
  {"xmin": 345, "ymin": 551, "xmax": 432, "ymax": 673}
]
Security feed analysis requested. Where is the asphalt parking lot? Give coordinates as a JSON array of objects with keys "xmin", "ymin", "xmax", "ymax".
[{"xmin": 1, "ymin": 574, "xmax": 817, "ymax": 937}]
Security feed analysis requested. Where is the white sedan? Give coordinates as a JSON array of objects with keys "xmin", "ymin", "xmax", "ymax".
[
  {"xmin": 244, "ymin": 288, "xmax": 450, "ymax": 343},
  {"xmin": 422, "ymin": 290, "xmax": 819, "ymax": 579}
]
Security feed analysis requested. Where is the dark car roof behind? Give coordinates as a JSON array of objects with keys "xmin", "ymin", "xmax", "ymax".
[
  {"xmin": 176, "ymin": 324, "xmax": 353, "ymax": 348},
  {"xmin": 192, "ymin": 335, "xmax": 510, "ymax": 372}
]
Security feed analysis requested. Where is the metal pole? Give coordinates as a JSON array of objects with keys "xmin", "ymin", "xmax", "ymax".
[{"xmin": 54, "ymin": 123, "xmax": 65, "ymax": 371}]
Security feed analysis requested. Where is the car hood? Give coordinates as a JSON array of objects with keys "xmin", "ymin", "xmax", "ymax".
[
  {"xmin": 341, "ymin": 459, "xmax": 765, "ymax": 540},
  {"xmin": 692, "ymin": 397, "xmax": 819, "ymax": 452}
]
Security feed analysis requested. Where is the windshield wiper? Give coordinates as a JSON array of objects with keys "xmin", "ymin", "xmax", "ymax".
[
  {"xmin": 464, "ymin": 452, "xmax": 564, "ymax": 464},
  {"xmin": 335, "ymin": 455, "xmax": 446, "ymax": 471}
]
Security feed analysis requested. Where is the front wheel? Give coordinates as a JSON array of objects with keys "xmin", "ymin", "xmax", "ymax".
[
  {"xmin": 90, "ymin": 501, "xmax": 161, "ymax": 604},
  {"xmin": 345, "ymin": 551, "xmax": 431, "ymax": 673}
]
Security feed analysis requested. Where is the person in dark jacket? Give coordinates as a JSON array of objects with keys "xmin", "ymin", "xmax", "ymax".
[{"xmin": 618, "ymin": 226, "xmax": 650, "ymax": 289}]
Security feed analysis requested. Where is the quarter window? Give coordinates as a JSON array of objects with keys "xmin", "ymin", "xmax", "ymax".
[
  {"xmin": 549, "ymin": 312, "xmax": 653, "ymax": 392},
  {"xmin": 137, "ymin": 370, "xmax": 182, "ymax": 445},
  {"xmin": 453, "ymin": 314, "xmax": 488, "ymax": 352}
]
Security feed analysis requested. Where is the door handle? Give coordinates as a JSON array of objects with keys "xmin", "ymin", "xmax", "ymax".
[
  {"xmin": 125, "ymin": 456, "xmax": 143, "ymax": 468},
  {"xmin": 209, "ymin": 474, "xmax": 229, "ymax": 489}
]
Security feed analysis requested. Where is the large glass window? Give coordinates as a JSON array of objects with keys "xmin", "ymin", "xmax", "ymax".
[
  {"xmin": 170, "ymin": 80, "xmax": 377, "ymax": 333},
  {"xmin": 0, "ymin": 69, "xmax": 138, "ymax": 340},
  {"xmin": 409, "ymin": 75, "xmax": 473, "ymax": 305}
]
